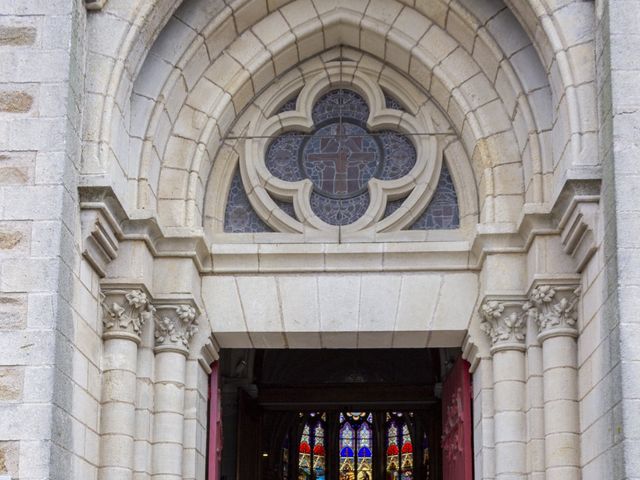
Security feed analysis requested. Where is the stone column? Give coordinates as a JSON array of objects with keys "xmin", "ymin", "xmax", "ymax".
[
  {"xmin": 527, "ymin": 284, "xmax": 581, "ymax": 480},
  {"xmin": 480, "ymin": 297, "xmax": 528, "ymax": 480},
  {"xmin": 99, "ymin": 286, "xmax": 154, "ymax": 480},
  {"xmin": 151, "ymin": 301, "xmax": 199, "ymax": 480}
]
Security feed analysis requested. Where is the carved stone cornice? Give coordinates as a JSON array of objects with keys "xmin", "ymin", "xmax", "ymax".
[
  {"xmin": 79, "ymin": 185, "xmax": 210, "ymax": 274},
  {"xmin": 153, "ymin": 300, "xmax": 200, "ymax": 355},
  {"xmin": 479, "ymin": 296, "xmax": 528, "ymax": 353},
  {"xmin": 526, "ymin": 283, "xmax": 581, "ymax": 341},
  {"xmin": 100, "ymin": 285, "xmax": 154, "ymax": 344}
]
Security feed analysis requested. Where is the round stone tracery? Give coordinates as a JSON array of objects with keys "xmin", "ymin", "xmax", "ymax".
[{"xmin": 265, "ymin": 89, "xmax": 417, "ymax": 226}]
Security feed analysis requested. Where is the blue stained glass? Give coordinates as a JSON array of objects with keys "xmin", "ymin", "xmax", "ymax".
[
  {"xmin": 277, "ymin": 94, "xmax": 299, "ymax": 114},
  {"xmin": 410, "ymin": 162, "xmax": 460, "ymax": 230},
  {"xmin": 265, "ymin": 132, "xmax": 305, "ymax": 182},
  {"xmin": 312, "ymin": 89, "xmax": 369, "ymax": 124},
  {"xmin": 224, "ymin": 169, "xmax": 272, "ymax": 233},
  {"xmin": 377, "ymin": 131, "xmax": 416, "ymax": 180},
  {"xmin": 310, "ymin": 191, "xmax": 370, "ymax": 226},
  {"xmin": 384, "ymin": 91, "xmax": 406, "ymax": 111}
]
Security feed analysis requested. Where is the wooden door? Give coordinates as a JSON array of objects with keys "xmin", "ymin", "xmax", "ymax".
[
  {"xmin": 208, "ymin": 362, "xmax": 222, "ymax": 480},
  {"xmin": 441, "ymin": 358, "xmax": 473, "ymax": 480},
  {"xmin": 237, "ymin": 389, "xmax": 261, "ymax": 480}
]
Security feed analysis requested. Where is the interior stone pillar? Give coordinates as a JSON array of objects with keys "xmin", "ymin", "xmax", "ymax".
[
  {"xmin": 151, "ymin": 301, "xmax": 199, "ymax": 480},
  {"xmin": 480, "ymin": 297, "xmax": 528, "ymax": 480},
  {"xmin": 527, "ymin": 284, "xmax": 581, "ymax": 480},
  {"xmin": 99, "ymin": 286, "xmax": 154, "ymax": 480}
]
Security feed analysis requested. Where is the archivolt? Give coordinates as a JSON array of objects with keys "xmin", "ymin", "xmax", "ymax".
[{"xmin": 81, "ymin": 0, "xmax": 596, "ymax": 230}]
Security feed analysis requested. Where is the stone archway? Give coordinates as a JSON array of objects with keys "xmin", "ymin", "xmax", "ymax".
[{"xmin": 77, "ymin": 1, "xmax": 602, "ymax": 479}]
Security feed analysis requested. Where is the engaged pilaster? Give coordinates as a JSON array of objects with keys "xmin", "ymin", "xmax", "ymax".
[
  {"xmin": 527, "ymin": 283, "xmax": 581, "ymax": 480},
  {"xmin": 151, "ymin": 300, "xmax": 200, "ymax": 480},
  {"xmin": 99, "ymin": 285, "xmax": 154, "ymax": 480},
  {"xmin": 480, "ymin": 297, "xmax": 528, "ymax": 480}
]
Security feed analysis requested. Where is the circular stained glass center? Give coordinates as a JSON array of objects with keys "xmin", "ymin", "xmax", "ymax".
[{"xmin": 301, "ymin": 122, "xmax": 381, "ymax": 199}]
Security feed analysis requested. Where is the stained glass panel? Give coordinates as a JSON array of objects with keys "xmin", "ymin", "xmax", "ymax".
[
  {"xmin": 263, "ymin": 88, "xmax": 417, "ymax": 226},
  {"xmin": 384, "ymin": 91, "xmax": 406, "ymax": 111},
  {"xmin": 409, "ymin": 162, "xmax": 459, "ymax": 230},
  {"xmin": 277, "ymin": 94, "xmax": 299, "ymax": 114},
  {"xmin": 224, "ymin": 168, "xmax": 272, "ymax": 232},
  {"xmin": 385, "ymin": 412, "xmax": 414, "ymax": 479},
  {"xmin": 339, "ymin": 412, "xmax": 374, "ymax": 480},
  {"xmin": 299, "ymin": 413, "xmax": 326, "ymax": 480}
]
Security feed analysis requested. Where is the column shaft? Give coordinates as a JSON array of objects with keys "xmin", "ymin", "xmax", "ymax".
[
  {"xmin": 99, "ymin": 337, "xmax": 139, "ymax": 480},
  {"xmin": 492, "ymin": 349, "xmax": 527, "ymax": 480},
  {"xmin": 151, "ymin": 351, "xmax": 187, "ymax": 480},
  {"xmin": 541, "ymin": 334, "xmax": 580, "ymax": 480}
]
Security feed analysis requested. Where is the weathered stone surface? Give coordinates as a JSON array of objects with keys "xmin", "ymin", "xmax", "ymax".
[
  {"xmin": 0, "ymin": 367, "xmax": 23, "ymax": 401},
  {"xmin": 0, "ymin": 166, "xmax": 29, "ymax": 184},
  {"xmin": 0, "ymin": 294, "xmax": 26, "ymax": 329},
  {"xmin": 0, "ymin": 229, "xmax": 22, "ymax": 249},
  {"xmin": 0, "ymin": 26, "xmax": 36, "ymax": 46},
  {"xmin": 0, "ymin": 441, "xmax": 19, "ymax": 476},
  {"xmin": 0, "ymin": 91, "xmax": 33, "ymax": 113}
]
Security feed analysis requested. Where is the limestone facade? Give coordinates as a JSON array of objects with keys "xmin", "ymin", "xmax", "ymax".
[{"xmin": 0, "ymin": 0, "xmax": 637, "ymax": 479}]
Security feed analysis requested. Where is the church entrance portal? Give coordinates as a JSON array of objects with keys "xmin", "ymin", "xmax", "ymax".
[{"xmin": 214, "ymin": 349, "xmax": 472, "ymax": 480}]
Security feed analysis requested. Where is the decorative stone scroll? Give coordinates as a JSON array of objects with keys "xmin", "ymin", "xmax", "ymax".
[
  {"xmin": 154, "ymin": 302, "xmax": 199, "ymax": 354},
  {"xmin": 479, "ymin": 297, "xmax": 528, "ymax": 352},
  {"xmin": 526, "ymin": 284, "xmax": 580, "ymax": 340},
  {"xmin": 100, "ymin": 287, "xmax": 153, "ymax": 343}
]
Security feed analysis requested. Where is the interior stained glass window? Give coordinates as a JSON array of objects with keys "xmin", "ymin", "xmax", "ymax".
[
  {"xmin": 298, "ymin": 413, "xmax": 326, "ymax": 480},
  {"xmin": 339, "ymin": 412, "xmax": 374, "ymax": 480},
  {"xmin": 286, "ymin": 410, "xmax": 427, "ymax": 480},
  {"xmin": 385, "ymin": 412, "xmax": 414, "ymax": 479},
  {"xmin": 264, "ymin": 89, "xmax": 417, "ymax": 226}
]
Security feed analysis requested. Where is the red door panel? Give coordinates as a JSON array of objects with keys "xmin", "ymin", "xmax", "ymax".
[
  {"xmin": 441, "ymin": 358, "xmax": 473, "ymax": 480},
  {"xmin": 208, "ymin": 362, "xmax": 222, "ymax": 480}
]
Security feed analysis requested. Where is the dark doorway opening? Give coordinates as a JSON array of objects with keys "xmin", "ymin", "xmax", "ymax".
[{"xmin": 217, "ymin": 348, "xmax": 461, "ymax": 480}]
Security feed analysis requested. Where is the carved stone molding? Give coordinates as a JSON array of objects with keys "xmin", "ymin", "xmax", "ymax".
[
  {"xmin": 526, "ymin": 283, "xmax": 580, "ymax": 341},
  {"xmin": 480, "ymin": 296, "xmax": 528, "ymax": 353},
  {"xmin": 153, "ymin": 300, "xmax": 200, "ymax": 355},
  {"xmin": 100, "ymin": 285, "xmax": 153, "ymax": 344}
]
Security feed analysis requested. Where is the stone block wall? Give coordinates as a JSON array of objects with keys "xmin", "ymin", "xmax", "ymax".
[
  {"xmin": 0, "ymin": 1, "xmax": 103, "ymax": 479},
  {"xmin": 595, "ymin": 1, "xmax": 640, "ymax": 478}
]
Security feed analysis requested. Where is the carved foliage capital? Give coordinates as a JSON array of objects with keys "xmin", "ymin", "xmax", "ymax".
[
  {"xmin": 480, "ymin": 299, "xmax": 527, "ymax": 352},
  {"xmin": 101, "ymin": 288, "xmax": 153, "ymax": 343},
  {"xmin": 527, "ymin": 285, "xmax": 580, "ymax": 339},
  {"xmin": 154, "ymin": 303, "xmax": 199, "ymax": 354}
]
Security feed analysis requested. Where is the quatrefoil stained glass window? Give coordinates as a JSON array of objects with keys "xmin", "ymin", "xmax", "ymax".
[
  {"xmin": 223, "ymin": 88, "xmax": 460, "ymax": 232},
  {"xmin": 265, "ymin": 89, "xmax": 417, "ymax": 226}
]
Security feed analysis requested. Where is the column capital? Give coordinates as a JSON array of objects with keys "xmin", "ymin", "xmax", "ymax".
[
  {"xmin": 100, "ymin": 284, "xmax": 154, "ymax": 344},
  {"xmin": 479, "ymin": 296, "xmax": 529, "ymax": 353},
  {"xmin": 526, "ymin": 283, "xmax": 581, "ymax": 341},
  {"xmin": 153, "ymin": 299, "xmax": 200, "ymax": 355}
]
